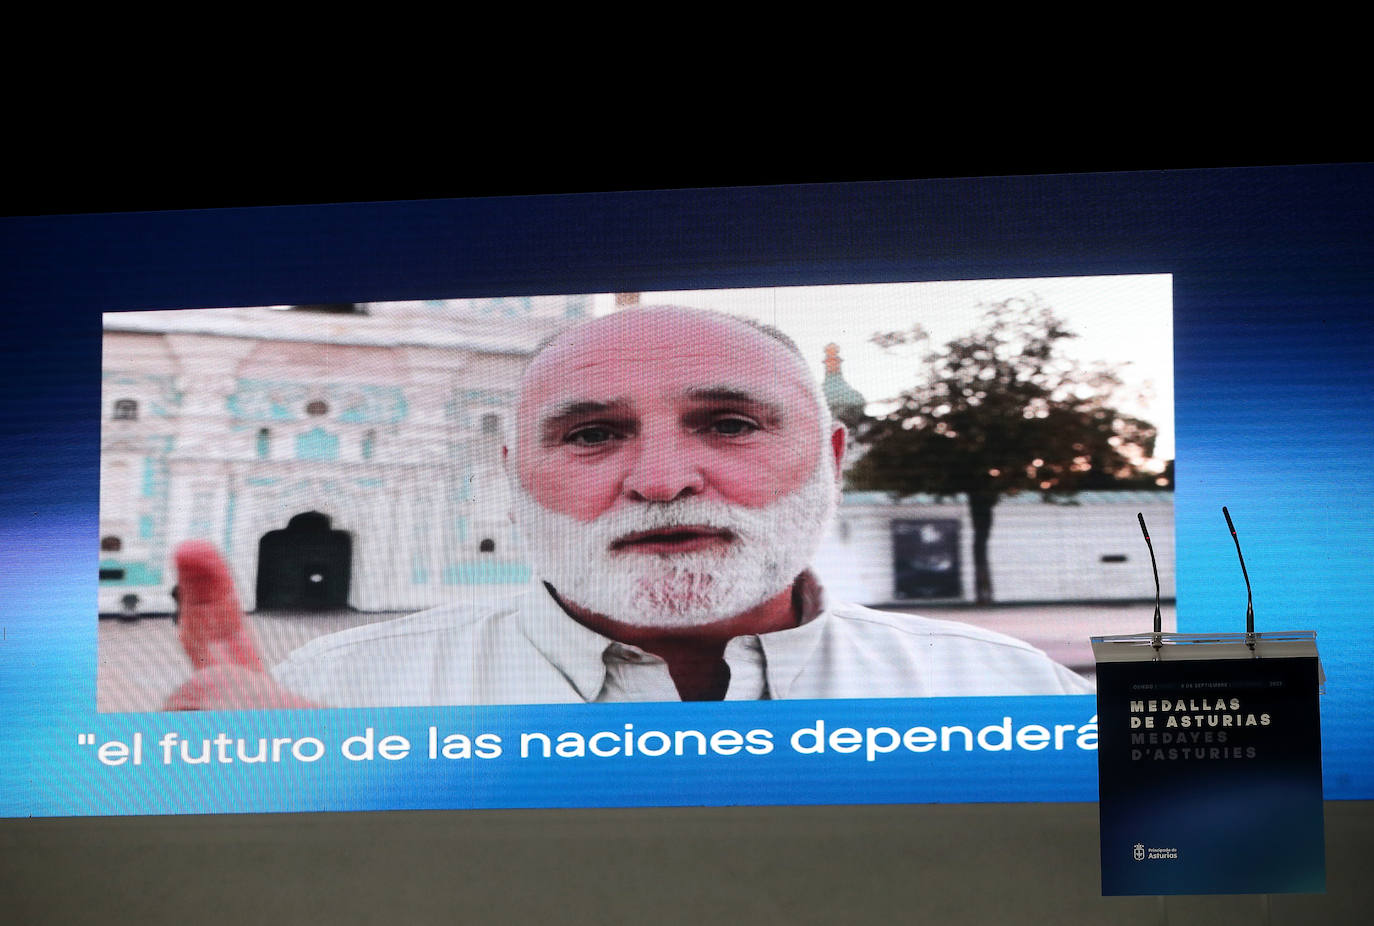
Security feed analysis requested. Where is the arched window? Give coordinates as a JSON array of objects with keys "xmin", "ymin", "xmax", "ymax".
[
  {"xmin": 361, "ymin": 429, "xmax": 376, "ymax": 461},
  {"xmin": 256, "ymin": 428, "xmax": 271, "ymax": 459},
  {"xmin": 113, "ymin": 399, "xmax": 138, "ymax": 420},
  {"xmin": 478, "ymin": 538, "xmax": 496, "ymax": 553},
  {"xmin": 305, "ymin": 399, "xmax": 329, "ymax": 417},
  {"xmin": 100, "ymin": 535, "xmax": 122, "ymax": 552}
]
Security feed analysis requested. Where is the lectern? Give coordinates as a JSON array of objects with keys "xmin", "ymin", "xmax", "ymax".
[
  {"xmin": 1094, "ymin": 508, "xmax": 1326, "ymax": 896},
  {"xmin": 1093, "ymin": 630, "xmax": 1324, "ymax": 894}
]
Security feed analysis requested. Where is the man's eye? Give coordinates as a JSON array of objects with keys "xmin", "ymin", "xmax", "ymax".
[
  {"xmin": 565, "ymin": 425, "xmax": 620, "ymax": 446},
  {"xmin": 709, "ymin": 417, "xmax": 759, "ymax": 437}
]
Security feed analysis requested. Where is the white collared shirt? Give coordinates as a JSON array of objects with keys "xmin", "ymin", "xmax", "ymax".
[{"xmin": 272, "ymin": 581, "xmax": 1093, "ymax": 706}]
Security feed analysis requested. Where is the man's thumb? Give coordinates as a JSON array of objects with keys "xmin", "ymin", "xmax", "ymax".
[{"xmin": 173, "ymin": 541, "xmax": 263, "ymax": 672}]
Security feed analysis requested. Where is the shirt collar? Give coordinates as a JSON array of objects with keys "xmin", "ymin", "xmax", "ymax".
[
  {"xmin": 756, "ymin": 570, "xmax": 830, "ymax": 699},
  {"xmin": 516, "ymin": 571, "xmax": 832, "ymax": 702},
  {"xmin": 515, "ymin": 582, "xmax": 618, "ymax": 701}
]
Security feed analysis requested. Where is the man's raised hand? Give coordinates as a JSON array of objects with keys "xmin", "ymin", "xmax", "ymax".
[
  {"xmin": 163, "ymin": 541, "xmax": 320, "ymax": 710},
  {"xmin": 173, "ymin": 540, "xmax": 263, "ymax": 673}
]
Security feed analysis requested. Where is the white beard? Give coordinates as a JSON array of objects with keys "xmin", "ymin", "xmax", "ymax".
[{"xmin": 510, "ymin": 456, "xmax": 838, "ymax": 629}]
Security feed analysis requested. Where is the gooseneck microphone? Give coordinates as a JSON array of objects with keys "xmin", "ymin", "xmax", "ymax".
[
  {"xmin": 1222, "ymin": 506, "xmax": 1256, "ymax": 650},
  {"xmin": 1138, "ymin": 512, "xmax": 1163, "ymax": 655}
]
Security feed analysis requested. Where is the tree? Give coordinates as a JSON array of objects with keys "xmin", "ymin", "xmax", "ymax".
[{"xmin": 847, "ymin": 296, "xmax": 1160, "ymax": 604}]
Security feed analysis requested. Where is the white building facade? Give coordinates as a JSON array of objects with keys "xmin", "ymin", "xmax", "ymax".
[
  {"xmin": 99, "ymin": 298, "xmax": 587, "ymax": 615},
  {"xmin": 813, "ymin": 490, "xmax": 1175, "ymax": 606}
]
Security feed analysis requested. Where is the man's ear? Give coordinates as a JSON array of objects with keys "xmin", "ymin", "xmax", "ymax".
[{"xmin": 829, "ymin": 424, "xmax": 847, "ymax": 483}]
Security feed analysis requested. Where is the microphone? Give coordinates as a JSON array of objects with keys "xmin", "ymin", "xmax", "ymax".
[
  {"xmin": 1222, "ymin": 506, "xmax": 1256, "ymax": 650},
  {"xmin": 1138, "ymin": 513, "xmax": 1163, "ymax": 655}
]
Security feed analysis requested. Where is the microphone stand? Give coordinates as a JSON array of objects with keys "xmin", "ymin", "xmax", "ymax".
[
  {"xmin": 1223, "ymin": 506, "xmax": 1257, "ymax": 654},
  {"xmin": 1137, "ymin": 513, "xmax": 1163, "ymax": 660}
]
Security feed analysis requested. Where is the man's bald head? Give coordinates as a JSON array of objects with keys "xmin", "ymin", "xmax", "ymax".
[{"xmin": 527, "ymin": 306, "xmax": 809, "ymax": 368}]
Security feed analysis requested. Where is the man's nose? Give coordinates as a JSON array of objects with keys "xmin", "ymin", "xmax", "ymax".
[{"xmin": 622, "ymin": 437, "xmax": 705, "ymax": 503}]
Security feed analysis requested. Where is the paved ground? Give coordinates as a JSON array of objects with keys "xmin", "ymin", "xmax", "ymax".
[
  {"xmin": 893, "ymin": 600, "xmax": 1176, "ymax": 677},
  {"xmin": 97, "ymin": 610, "xmax": 408, "ymax": 713},
  {"xmin": 97, "ymin": 600, "xmax": 1174, "ymax": 712}
]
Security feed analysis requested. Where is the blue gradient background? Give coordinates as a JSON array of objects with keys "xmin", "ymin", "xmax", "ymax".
[{"xmin": 2, "ymin": 165, "xmax": 1371, "ymax": 816}]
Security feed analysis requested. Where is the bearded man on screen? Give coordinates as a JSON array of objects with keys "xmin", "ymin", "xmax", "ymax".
[{"xmin": 166, "ymin": 307, "xmax": 1091, "ymax": 710}]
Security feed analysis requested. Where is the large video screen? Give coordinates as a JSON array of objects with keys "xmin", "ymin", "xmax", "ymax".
[{"xmin": 3, "ymin": 166, "xmax": 1370, "ymax": 816}]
